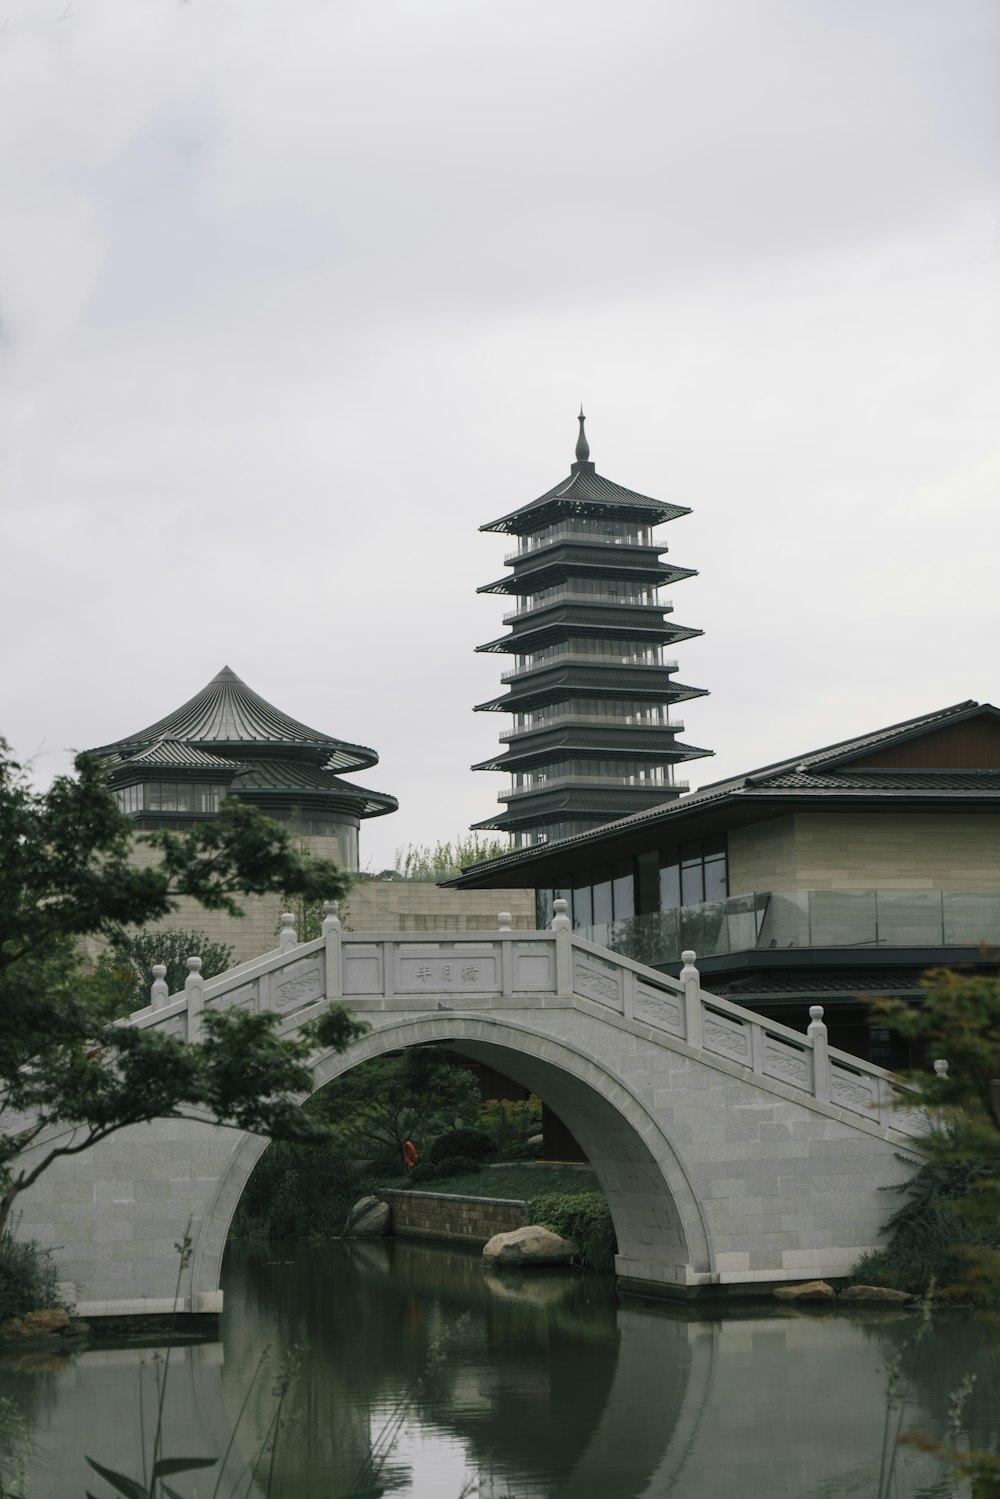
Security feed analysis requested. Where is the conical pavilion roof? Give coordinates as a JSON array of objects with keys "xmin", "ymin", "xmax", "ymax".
[{"xmin": 91, "ymin": 666, "xmax": 379, "ymax": 773}]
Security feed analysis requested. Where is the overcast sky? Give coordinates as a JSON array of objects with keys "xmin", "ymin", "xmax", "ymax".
[{"xmin": 2, "ymin": 0, "xmax": 998, "ymax": 873}]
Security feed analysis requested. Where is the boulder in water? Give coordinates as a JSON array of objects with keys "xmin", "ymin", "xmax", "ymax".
[
  {"xmin": 482, "ymin": 1225, "xmax": 578, "ymax": 1266},
  {"xmin": 344, "ymin": 1196, "xmax": 391, "ymax": 1238}
]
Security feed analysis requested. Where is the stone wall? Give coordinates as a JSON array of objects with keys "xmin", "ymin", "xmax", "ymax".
[
  {"xmin": 382, "ymin": 1189, "xmax": 526, "ymax": 1245},
  {"xmin": 341, "ymin": 881, "xmax": 534, "ymax": 935},
  {"xmin": 85, "ymin": 846, "xmax": 534, "ymax": 969}
]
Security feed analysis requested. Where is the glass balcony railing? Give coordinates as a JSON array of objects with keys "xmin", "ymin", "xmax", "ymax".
[{"xmin": 577, "ymin": 889, "xmax": 1000, "ymax": 968}]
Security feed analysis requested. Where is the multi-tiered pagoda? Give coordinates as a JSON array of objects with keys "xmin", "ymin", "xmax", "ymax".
[{"xmin": 472, "ymin": 414, "xmax": 711, "ymax": 847}]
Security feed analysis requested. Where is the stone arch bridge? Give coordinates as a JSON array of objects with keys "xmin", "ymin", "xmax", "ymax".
[{"xmin": 14, "ymin": 911, "xmax": 924, "ymax": 1317}]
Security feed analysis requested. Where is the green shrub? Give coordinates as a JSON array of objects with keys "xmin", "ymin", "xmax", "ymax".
[
  {"xmin": 480, "ymin": 1097, "xmax": 543, "ymax": 1159},
  {"xmin": 527, "ymin": 1190, "xmax": 617, "ymax": 1271},
  {"xmin": 429, "ymin": 1128, "xmax": 496, "ymax": 1165},
  {"xmin": 230, "ymin": 1142, "xmax": 373, "ymax": 1244},
  {"xmin": 0, "ymin": 1228, "xmax": 64, "ymax": 1322}
]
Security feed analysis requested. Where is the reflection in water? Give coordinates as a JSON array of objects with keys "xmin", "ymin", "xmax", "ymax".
[{"xmin": 0, "ymin": 1240, "xmax": 996, "ymax": 1498}]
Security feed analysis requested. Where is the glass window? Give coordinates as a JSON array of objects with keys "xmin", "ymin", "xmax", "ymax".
[
  {"xmin": 612, "ymin": 858, "xmax": 634, "ymax": 920},
  {"xmin": 636, "ymin": 850, "xmax": 659, "ymax": 915},
  {"xmin": 592, "ymin": 866, "xmax": 613, "ymax": 926},
  {"xmin": 572, "ymin": 873, "xmax": 593, "ymax": 929},
  {"xmin": 661, "ymin": 838, "xmax": 729, "ymax": 909},
  {"xmin": 680, "ymin": 843, "xmax": 704, "ymax": 905},
  {"xmin": 659, "ymin": 859, "xmax": 681, "ymax": 910},
  {"xmin": 704, "ymin": 850, "xmax": 727, "ymax": 902}
]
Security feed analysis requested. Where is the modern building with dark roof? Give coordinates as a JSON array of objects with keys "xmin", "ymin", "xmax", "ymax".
[
  {"xmin": 472, "ymin": 413, "xmax": 710, "ymax": 847},
  {"xmin": 88, "ymin": 665, "xmax": 397, "ymax": 871},
  {"xmin": 450, "ymin": 699, "xmax": 1000, "ymax": 1065}
]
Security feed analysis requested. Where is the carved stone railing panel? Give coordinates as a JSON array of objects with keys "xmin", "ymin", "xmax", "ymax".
[
  {"xmin": 830, "ymin": 1062, "xmax": 880, "ymax": 1117},
  {"xmin": 207, "ymin": 980, "xmax": 259, "ymax": 1015},
  {"xmin": 634, "ymin": 982, "xmax": 685, "ymax": 1036},
  {"xmin": 762, "ymin": 1033, "xmax": 812, "ymax": 1089},
  {"xmin": 511, "ymin": 945, "xmax": 557, "ymax": 992},
  {"xmin": 702, "ymin": 1008, "xmax": 752, "ymax": 1063},
  {"xmin": 572, "ymin": 956, "xmax": 624, "ymax": 1011},
  {"xmin": 342, "ymin": 944, "xmax": 384, "ymax": 995},
  {"xmin": 269, "ymin": 958, "xmax": 324, "ymax": 1014}
]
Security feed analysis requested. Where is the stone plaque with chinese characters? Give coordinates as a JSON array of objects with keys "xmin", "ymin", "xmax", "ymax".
[{"xmin": 395, "ymin": 944, "xmax": 500, "ymax": 993}]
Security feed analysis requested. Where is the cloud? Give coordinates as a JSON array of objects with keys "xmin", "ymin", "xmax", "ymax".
[{"xmin": 1, "ymin": 0, "xmax": 998, "ymax": 869}]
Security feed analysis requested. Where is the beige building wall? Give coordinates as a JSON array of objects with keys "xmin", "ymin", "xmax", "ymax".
[
  {"xmin": 728, "ymin": 810, "xmax": 1000, "ymax": 895},
  {"xmin": 792, "ymin": 810, "xmax": 1000, "ymax": 891},
  {"xmin": 727, "ymin": 816, "xmax": 797, "ymax": 894}
]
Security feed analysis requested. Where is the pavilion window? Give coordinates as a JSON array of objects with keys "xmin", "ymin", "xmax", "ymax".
[{"xmin": 114, "ymin": 784, "xmax": 143, "ymax": 815}]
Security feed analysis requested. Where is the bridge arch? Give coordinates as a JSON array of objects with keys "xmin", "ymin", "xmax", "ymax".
[{"xmin": 192, "ymin": 1012, "xmax": 713, "ymax": 1306}]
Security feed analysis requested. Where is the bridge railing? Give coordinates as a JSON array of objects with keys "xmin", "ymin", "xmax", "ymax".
[
  {"xmin": 124, "ymin": 902, "xmax": 924, "ymax": 1138},
  {"xmin": 567, "ymin": 926, "xmax": 920, "ymax": 1135}
]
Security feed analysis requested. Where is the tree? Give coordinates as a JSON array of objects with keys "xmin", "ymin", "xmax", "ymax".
[
  {"xmin": 872, "ymin": 966, "xmax": 1000, "ymax": 1295},
  {"xmin": 873, "ymin": 967, "xmax": 1000, "ymax": 1497},
  {"xmin": 94, "ymin": 928, "xmax": 236, "ymax": 1017},
  {"xmin": 311, "ymin": 1050, "xmax": 480, "ymax": 1169},
  {"xmin": 0, "ymin": 741, "xmax": 367, "ymax": 1239},
  {"xmin": 389, "ymin": 835, "xmax": 511, "ymax": 882}
]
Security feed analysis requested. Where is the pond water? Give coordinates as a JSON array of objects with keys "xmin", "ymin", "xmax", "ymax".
[{"xmin": 2, "ymin": 1240, "xmax": 998, "ymax": 1498}]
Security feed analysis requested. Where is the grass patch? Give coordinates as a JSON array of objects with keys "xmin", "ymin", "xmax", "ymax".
[{"xmin": 381, "ymin": 1163, "xmax": 600, "ymax": 1200}]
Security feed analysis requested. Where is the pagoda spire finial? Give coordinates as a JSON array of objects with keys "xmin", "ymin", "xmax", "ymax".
[{"xmin": 575, "ymin": 406, "xmax": 590, "ymax": 464}]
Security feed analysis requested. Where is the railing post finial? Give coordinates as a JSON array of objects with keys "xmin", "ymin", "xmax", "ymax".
[
  {"xmin": 551, "ymin": 899, "xmax": 572, "ymax": 994},
  {"xmin": 279, "ymin": 912, "xmax": 298, "ymax": 952},
  {"xmin": 933, "ymin": 1058, "xmax": 949, "ymax": 1078},
  {"xmin": 808, "ymin": 1004, "xmax": 830, "ymax": 1102},
  {"xmin": 322, "ymin": 901, "xmax": 343, "ymax": 1000},
  {"xmin": 679, "ymin": 950, "xmax": 702, "ymax": 1049},
  {"xmin": 150, "ymin": 964, "xmax": 169, "ymax": 1010},
  {"xmin": 497, "ymin": 911, "xmax": 513, "ymax": 931},
  {"xmin": 184, "ymin": 956, "xmax": 205, "ymax": 1043}
]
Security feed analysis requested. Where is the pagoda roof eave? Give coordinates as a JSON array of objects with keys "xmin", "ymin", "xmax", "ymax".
[
  {"xmin": 475, "ymin": 619, "xmax": 703, "ymax": 654},
  {"xmin": 476, "ymin": 668, "xmax": 709, "ymax": 707},
  {"xmin": 476, "ymin": 559, "xmax": 695, "ymax": 595},
  {"xmin": 480, "ymin": 467, "xmax": 690, "ymax": 534},
  {"xmin": 471, "ymin": 734, "xmax": 714, "ymax": 771},
  {"xmin": 228, "ymin": 759, "xmax": 398, "ymax": 818}
]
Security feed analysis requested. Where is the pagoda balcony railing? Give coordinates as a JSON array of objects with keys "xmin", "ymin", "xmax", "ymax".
[
  {"xmin": 579, "ymin": 889, "xmax": 1000, "ymax": 968},
  {"xmin": 500, "ymin": 655, "xmax": 678, "ymax": 684},
  {"xmin": 499, "ymin": 715, "xmax": 684, "ymax": 741},
  {"xmin": 503, "ymin": 534, "xmax": 658, "ymax": 564},
  {"xmin": 502, "ymin": 594, "xmax": 667, "ymax": 623},
  {"xmin": 501, "ymin": 774, "xmax": 684, "ymax": 802}
]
